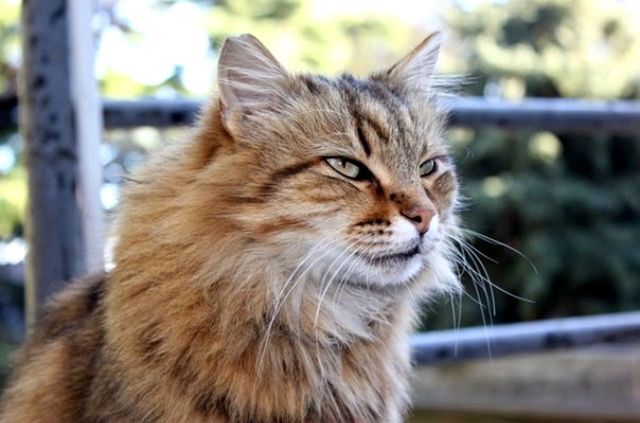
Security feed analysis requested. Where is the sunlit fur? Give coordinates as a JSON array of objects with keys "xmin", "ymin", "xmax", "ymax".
[{"xmin": 0, "ymin": 34, "xmax": 461, "ymax": 422}]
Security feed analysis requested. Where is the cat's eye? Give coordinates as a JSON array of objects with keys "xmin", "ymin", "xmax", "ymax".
[
  {"xmin": 326, "ymin": 157, "xmax": 370, "ymax": 180},
  {"xmin": 419, "ymin": 159, "xmax": 438, "ymax": 177}
]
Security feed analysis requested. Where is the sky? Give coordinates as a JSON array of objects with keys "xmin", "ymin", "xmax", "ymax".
[
  {"xmin": 95, "ymin": 0, "xmax": 446, "ymax": 97},
  {"xmin": 95, "ymin": 0, "xmax": 640, "ymax": 97},
  {"xmin": 96, "ymin": 0, "xmax": 216, "ymax": 95}
]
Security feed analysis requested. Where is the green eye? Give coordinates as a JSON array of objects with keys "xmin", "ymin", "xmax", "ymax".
[
  {"xmin": 326, "ymin": 157, "xmax": 369, "ymax": 180},
  {"xmin": 419, "ymin": 159, "xmax": 438, "ymax": 177}
]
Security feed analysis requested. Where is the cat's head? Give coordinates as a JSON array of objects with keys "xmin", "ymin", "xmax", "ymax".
[{"xmin": 208, "ymin": 34, "xmax": 459, "ymax": 293}]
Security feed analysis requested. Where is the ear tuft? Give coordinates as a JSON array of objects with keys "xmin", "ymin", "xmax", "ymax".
[
  {"xmin": 385, "ymin": 32, "xmax": 443, "ymax": 94},
  {"xmin": 217, "ymin": 34, "xmax": 287, "ymax": 133}
]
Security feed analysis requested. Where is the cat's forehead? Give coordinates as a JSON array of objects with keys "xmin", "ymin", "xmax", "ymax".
[{"xmin": 294, "ymin": 73, "xmax": 446, "ymax": 167}]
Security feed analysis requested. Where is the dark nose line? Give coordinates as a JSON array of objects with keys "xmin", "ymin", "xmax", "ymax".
[{"xmin": 401, "ymin": 205, "xmax": 434, "ymax": 235}]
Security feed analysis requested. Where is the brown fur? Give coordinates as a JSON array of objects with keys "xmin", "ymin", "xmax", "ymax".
[{"xmin": 0, "ymin": 33, "xmax": 460, "ymax": 422}]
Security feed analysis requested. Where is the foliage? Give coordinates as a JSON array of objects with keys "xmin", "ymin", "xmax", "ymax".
[
  {"xmin": 0, "ymin": 0, "xmax": 19, "ymax": 95},
  {"xmin": 96, "ymin": 0, "xmax": 418, "ymax": 98},
  {"xmin": 0, "ymin": 165, "xmax": 25, "ymax": 238},
  {"xmin": 205, "ymin": 0, "xmax": 417, "ymax": 77},
  {"xmin": 443, "ymin": 0, "xmax": 640, "ymax": 99},
  {"xmin": 421, "ymin": 0, "xmax": 640, "ymax": 330},
  {"xmin": 0, "ymin": 1, "xmax": 20, "ymax": 240}
]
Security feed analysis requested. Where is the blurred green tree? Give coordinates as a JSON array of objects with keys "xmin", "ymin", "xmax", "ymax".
[
  {"xmin": 0, "ymin": 0, "xmax": 22, "ymax": 240},
  {"xmin": 420, "ymin": 0, "xmax": 640, "ymax": 330},
  {"xmin": 205, "ymin": 0, "xmax": 416, "ymax": 77}
]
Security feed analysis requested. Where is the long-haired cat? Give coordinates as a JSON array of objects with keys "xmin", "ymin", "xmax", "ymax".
[{"xmin": 0, "ymin": 33, "xmax": 460, "ymax": 422}]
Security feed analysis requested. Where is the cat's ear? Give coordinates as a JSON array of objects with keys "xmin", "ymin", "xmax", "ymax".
[
  {"xmin": 384, "ymin": 32, "xmax": 442, "ymax": 94},
  {"xmin": 217, "ymin": 34, "xmax": 288, "ymax": 134}
]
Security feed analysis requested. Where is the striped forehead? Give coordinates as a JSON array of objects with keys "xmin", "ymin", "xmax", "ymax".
[{"xmin": 335, "ymin": 75, "xmax": 432, "ymax": 176}]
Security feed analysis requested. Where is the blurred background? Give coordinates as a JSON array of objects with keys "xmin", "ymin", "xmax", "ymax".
[{"xmin": 1, "ymin": 0, "xmax": 640, "ymax": 421}]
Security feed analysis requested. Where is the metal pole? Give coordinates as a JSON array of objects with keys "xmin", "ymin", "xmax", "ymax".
[
  {"xmin": 20, "ymin": 0, "xmax": 85, "ymax": 325},
  {"xmin": 69, "ymin": 0, "xmax": 104, "ymax": 274},
  {"xmin": 98, "ymin": 98, "xmax": 640, "ymax": 134},
  {"xmin": 4, "ymin": 97, "xmax": 640, "ymax": 133},
  {"xmin": 411, "ymin": 311, "xmax": 640, "ymax": 365},
  {"xmin": 445, "ymin": 97, "xmax": 640, "ymax": 133}
]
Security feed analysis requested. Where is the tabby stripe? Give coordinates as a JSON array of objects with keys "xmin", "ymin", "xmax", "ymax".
[
  {"xmin": 342, "ymin": 75, "xmax": 393, "ymax": 145},
  {"xmin": 255, "ymin": 217, "xmax": 308, "ymax": 235},
  {"xmin": 355, "ymin": 123, "xmax": 371, "ymax": 156},
  {"xmin": 258, "ymin": 160, "xmax": 318, "ymax": 196},
  {"xmin": 85, "ymin": 275, "xmax": 104, "ymax": 311},
  {"xmin": 432, "ymin": 169, "xmax": 456, "ymax": 194},
  {"xmin": 360, "ymin": 114, "xmax": 389, "ymax": 143},
  {"xmin": 272, "ymin": 160, "xmax": 317, "ymax": 182},
  {"xmin": 301, "ymin": 75, "xmax": 320, "ymax": 95},
  {"xmin": 366, "ymin": 80, "xmax": 413, "ymax": 136}
]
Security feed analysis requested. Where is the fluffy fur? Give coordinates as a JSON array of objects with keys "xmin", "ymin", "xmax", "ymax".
[{"xmin": 0, "ymin": 33, "xmax": 460, "ymax": 422}]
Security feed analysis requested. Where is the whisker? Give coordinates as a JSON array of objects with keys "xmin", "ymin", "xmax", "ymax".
[
  {"xmin": 458, "ymin": 227, "xmax": 538, "ymax": 274},
  {"xmin": 445, "ymin": 231, "xmax": 535, "ymax": 304},
  {"xmin": 313, "ymin": 235, "xmax": 368, "ymax": 331},
  {"xmin": 312, "ymin": 235, "xmax": 368, "ymax": 378},
  {"xmin": 258, "ymin": 232, "xmax": 345, "ymax": 372},
  {"xmin": 457, "ymin": 239, "xmax": 496, "ymax": 317}
]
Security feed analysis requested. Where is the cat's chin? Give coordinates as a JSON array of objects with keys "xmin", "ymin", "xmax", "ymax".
[
  {"xmin": 341, "ymin": 241, "xmax": 458, "ymax": 293},
  {"xmin": 337, "ymin": 253, "xmax": 458, "ymax": 299},
  {"xmin": 304, "ymin": 237, "xmax": 448, "ymax": 291},
  {"xmin": 314, "ymin": 250, "xmax": 420, "ymax": 292},
  {"xmin": 349, "ymin": 253, "xmax": 426, "ymax": 288}
]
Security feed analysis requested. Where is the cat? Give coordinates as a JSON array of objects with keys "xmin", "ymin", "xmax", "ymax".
[{"xmin": 0, "ymin": 33, "xmax": 460, "ymax": 423}]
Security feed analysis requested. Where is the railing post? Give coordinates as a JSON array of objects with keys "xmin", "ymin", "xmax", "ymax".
[
  {"xmin": 20, "ymin": 0, "xmax": 103, "ymax": 325},
  {"xmin": 69, "ymin": 0, "xmax": 105, "ymax": 276}
]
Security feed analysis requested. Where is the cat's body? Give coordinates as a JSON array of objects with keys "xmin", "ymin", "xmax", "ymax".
[{"xmin": 0, "ymin": 34, "xmax": 460, "ymax": 422}]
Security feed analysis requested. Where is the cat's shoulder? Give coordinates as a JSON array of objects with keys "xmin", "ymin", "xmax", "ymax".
[{"xmin": 25, "ymin": 273, "xmax": 106, "ymax": 347}]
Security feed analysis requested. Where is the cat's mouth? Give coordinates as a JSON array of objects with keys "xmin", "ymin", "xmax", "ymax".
[
  {"xmin": 340, "ymin": 240, "xmax": 432, "ymax": 288},
  {"xmin": 358, "ymin": 244, "xmax": 421, "ymax": 266}
]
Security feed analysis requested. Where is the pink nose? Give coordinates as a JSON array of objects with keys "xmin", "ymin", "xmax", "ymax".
[{"xmin": 401, "ymin": 205, "xmax": 434, "ymax": 235}]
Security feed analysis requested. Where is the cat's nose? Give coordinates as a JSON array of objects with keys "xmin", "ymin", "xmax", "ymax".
[{"xmin": 401, "ymin": 204, "xmax": 434, "ymax": 235}]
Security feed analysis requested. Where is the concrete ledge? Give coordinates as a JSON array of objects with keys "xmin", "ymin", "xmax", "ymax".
[{"xmin": 411, "ymin": 344, "xmax": 640, "ymax": 421}]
